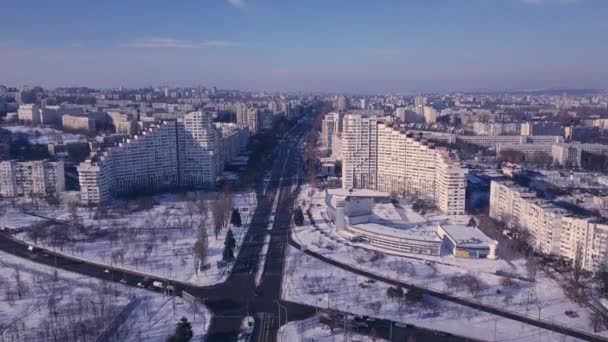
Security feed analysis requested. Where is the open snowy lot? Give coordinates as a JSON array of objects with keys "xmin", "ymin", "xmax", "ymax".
[
  {"xmin": 277, "ymin": 319, "xmax": 386, "ymax": 342},
  {"xmin": 282, "ymin": 246, "xmax": 584, "ymax": 342},
  {"xmin": 291, "ymin": 186, "xmax": 606, "ymax": 338},
  {"xmin": 0, "ymin": 251, "xmax": 210, "ymax": 342},
  {"xmin": 2, "ymin": 190, "xmax": 256, "ymax": 286}
]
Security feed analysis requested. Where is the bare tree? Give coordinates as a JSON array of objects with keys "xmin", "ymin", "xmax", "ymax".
[
  {"xmin": 526, "ymin": 254, "xmax": 538, "ymax": 281},
  {"xmin": 211, "ymin": 191, "xmax": 232, "ymax": 239},
  {"xmin": 590, "ymin": 312, "xmax": 606, "ymax": 333},
  {"xmin": 192, "ymin": 222, "xmax": 209, "ymax": 275}
]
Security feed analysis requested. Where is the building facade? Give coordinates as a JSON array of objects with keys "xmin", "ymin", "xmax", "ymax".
[
  {"xmin": 78, "ymin": 111, "xmax": 223, "ymax": 205},
  {"xmin": 489, "ymin": 180, "xmax": 608, "ymax": 271},
  {"xmin": 0, "ymin": 159, "xmax": 65, "ymax": 197},
  {"xmin": 342, "ymin": 117, "xmax": 468, "ymax": 215}
]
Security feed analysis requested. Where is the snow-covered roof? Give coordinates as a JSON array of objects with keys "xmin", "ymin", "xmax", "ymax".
[
  {"xmin": 439, "ymin": 224, "xmax": 495, "ymax": 248},
  {"xmin": 327, "ymin": 188, "xmax": 389, "ymax": 198},
  {"xmin": 350, "ymin": 222, "xmax": 441, "ymax": 242}
]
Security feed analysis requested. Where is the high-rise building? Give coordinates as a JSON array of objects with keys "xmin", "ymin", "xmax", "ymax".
[
  {"xmin": 423, "ymin": 106, "xmax": 437, "ymax": 124},
  {"xmin": 0, "ymin": 159, "xmax": 65, "ymax": 197},
  {"xmin": 414, "ymin": 96, "xmax": 426, "ymax": 115},
  {"xmin": 341, "ymin": 116, "xmax": 468, "ymax": 215},
  {"xmin": 17, "ymin": 104, "xmax": 41, "ymax": 125},
  {"xmin": 360, "ymin": 99, "xmax": 367, "ymax": 110},
  {"xmin": 321, "ymin": 112, "xmax": 343, "ymax": 152},
  {"xmin": 235, "ymin": 102, "xmax": 248, "ymax": 125},
  {"xmin": 246, "ymin": 108, "xmax": 260, "ymax": 134},
  {"xmin": 0, "ymin": 128, "xmax": 10, "ymax": 160},
  {"xmin": 342, "ymin": 114, "xmax": 378, "ymax": 190},
  {"xmin": 334, "ymin": 95, "xmax": 348, "ymax": 111},
  {"xmin": 375, "ymin": 123, "xmax": 467, "ymax": 215},
  {"xmin": 78, "ymin": 111, "xmax": 221, "ymax": 205}
]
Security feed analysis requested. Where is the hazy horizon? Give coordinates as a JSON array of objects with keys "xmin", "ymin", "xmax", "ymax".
[{"xmin": 2, "ymin": 0, "xmax": 607, "ymax": 92}]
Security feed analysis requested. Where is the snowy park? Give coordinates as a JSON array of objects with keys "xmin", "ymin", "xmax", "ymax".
[
  {"xmin": 0, "ymin": 250, "xmax": 210, "ymax": 342},
  {"xmin": 1, "ymin": 190, "xmax": 256, "ymax": 286}
]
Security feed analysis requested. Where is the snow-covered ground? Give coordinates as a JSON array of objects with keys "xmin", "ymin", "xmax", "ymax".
[
  {"xmin": 3, "ymin": 190, "xmax": 256, "ymax": 286},
  {"xmin": 3, "ymin": 125, "xmax": 88, "ymax": 145},
  {"xmin": 282, "ymin": 246, "xmax": 584, "ymax": 342},
  {"xmin": 277, "ymin": 320, "xmax": 386, "ymax": 342},
  {"xmin": 290, "ymin": 186, "xmax": 604, "ymax": 339},
  {"xmin": 0, "ymin": 251, "xmax": 210, "ymax": 342}
]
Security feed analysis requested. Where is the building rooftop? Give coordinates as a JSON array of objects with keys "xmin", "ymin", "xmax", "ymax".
[
  {"xmin": 440, "ymin": 224, "xmax": 495, "ymax": 248},
  {"xmin": 351, "ymin": 222, "xmax": 441, "ymax": 242},
  {"xmin": 327, "ymin": 188, "xmax": 390, "ymax": 198}
]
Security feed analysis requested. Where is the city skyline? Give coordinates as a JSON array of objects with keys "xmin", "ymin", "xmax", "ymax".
[{"xmin": 2, "ymin": 0, "xmax": 608, "ymax": 92}]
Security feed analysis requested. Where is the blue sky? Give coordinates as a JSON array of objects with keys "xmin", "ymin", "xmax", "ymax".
[{"xmin": 1, "ymin": 0, "xmax": 607, "ymax": 93}]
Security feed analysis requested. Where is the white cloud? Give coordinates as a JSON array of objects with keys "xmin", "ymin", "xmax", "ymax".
[
  {"xmin": 227, "ymin": 0, "xmax": 246, "ymax": 9},
  {"xmin": 124, "ymin": 38, "xmax": 241, "ymax": 49}
]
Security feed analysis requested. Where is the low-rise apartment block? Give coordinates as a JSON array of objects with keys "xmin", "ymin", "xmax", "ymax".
[
  {"xmin": 0, "ymin": 159, "xmax": 65, "ymax": 197},
  {"xmin": 490, "ymin": 180, "xmax": 608, "ymax": 272}
]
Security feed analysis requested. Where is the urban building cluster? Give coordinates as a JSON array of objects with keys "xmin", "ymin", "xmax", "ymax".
[
  {"xmin": 0, "ymin": 85, "xmax": 308, "ymax": 202},
  {"xmin": 490, "ymin": 180, "xmax": 608, "ymax": 272}
]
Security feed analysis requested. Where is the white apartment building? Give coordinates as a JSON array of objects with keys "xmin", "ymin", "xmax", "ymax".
[
  {"xmin": 456, "ymin": 135, "xmax": 564, "ymax": 148},
  {"xmin": 342, "ymin": 117, "xmax": 468, "ymax": 215},
  {"xmin": 0, "ymin": 159, "xmax": 65, "ymax": 197},
  {"xmin": 321, "ymin": 112, "xmax": 342, "ymax": 151},
  {"xmin": 235, "ymin": 102, "xmax": 248, "ymax": 125},
  {"xmin": 177, "ymin": 111, "xmax": 219, "ymax": 186},
  {"xmin": 342, "ymin": 114, "xmax": 378, "ymax": 190},
  {"xmin": 551, "ymin": 144, "xmax": 582, "ymax": 167},
  {"xmin": 78, "ymin": 111, "xmax": 221, "ymax": 205},
  {"xmin": 215, "ymin": 123, "xmax": 249, "ymax": 167},
  {"xmin": 375, "ymin": 123, "xmax": 467, "ymax": 215},
  {"xmin": 108, "ymin": 112, "xmax": 138, "ymax": 135},
  {"xmin": 62, "ymin": 114, "xmax": 96, "ymax": 133},
  {"xmin": 246, "ymin": 108, "xmax": 260, "ymax": 135},
  {"xmin": 489, "ymin": 180, "xmax": 608, "ymax": 271},
  {"xmin": 18, "ymin": 104, "xmax": 41, "ymax": 125},
  {"xmin": 473, "ymin": 122, "xmax": 520, "ymax": 136},
  {"xmin": 423, "ymin": 106, "xmax": 437, "ymax": 124}
]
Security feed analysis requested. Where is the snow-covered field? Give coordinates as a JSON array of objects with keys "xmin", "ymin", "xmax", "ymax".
[
  {"xmin": 0, "ymin": 251, "xmax": 210, "ymax": 342},
  {"xmin": 282, "ymin": 246, "xmax": 583, "ymax": 342},
  {"xmin": 3, "ymin": 190, "xmax": 256, "ymax": 286},
  {"xmin": 3, "ymin": 125, "xmax": 88, "ymax": 145},
  {"xmin": 290, "ymin": 186, "xmax": 604, "ymax": 339},
  {"xmin": 277, "ymin": 319, "xmax": 386, "ymax": 342}
]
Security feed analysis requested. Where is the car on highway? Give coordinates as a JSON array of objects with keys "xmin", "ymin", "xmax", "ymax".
[
  {"xmin": 237, "ymin": 316, "xmax": 255, "ymax": 342},
  {"xmin": 120, "ymin": 279, "xmax": 127, "ymax": 284},
  {"xmin": 103, "ymin": 269, "xmax": 110, "ymax": 274}
]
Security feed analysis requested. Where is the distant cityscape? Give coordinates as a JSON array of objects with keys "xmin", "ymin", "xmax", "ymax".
[{"xmin": 3, "ymin": 85, "xmax": 608, "ymax": 341}]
